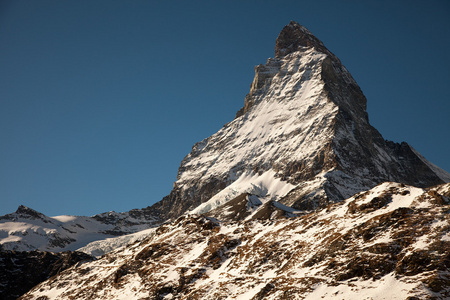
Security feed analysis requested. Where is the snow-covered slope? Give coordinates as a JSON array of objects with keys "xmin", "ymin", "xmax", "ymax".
[
  {"xmin": 189, "ymin": 169, "xmax": 296, "ymax": 215},
  {"xmin": 77, "ymin": 227, "xmax": 156, "ymax": 257},
  {"xmin": 0, "ymin": 205, "xmax": 159, "ymax": 252},
  {"xmin": 150, "ymin": 21, "xmax": 449, "ymax": 220},
  {"xmin": 20, "ymin": 182, "xmax": 450, "ymax": 299}
]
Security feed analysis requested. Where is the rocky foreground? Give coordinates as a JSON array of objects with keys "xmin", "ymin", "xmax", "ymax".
[
  {"xmin": 20, "ymin": 182, "xmax": 450, "ymax": 299},
  {"xmin": 0, "ymin": 250, "xmax": 93, "ymax": 300}
]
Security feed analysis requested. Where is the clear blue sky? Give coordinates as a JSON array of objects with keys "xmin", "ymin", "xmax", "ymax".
[{"xmin": 1, "ymin": 1, "xmax": 449, "ymax": 216}]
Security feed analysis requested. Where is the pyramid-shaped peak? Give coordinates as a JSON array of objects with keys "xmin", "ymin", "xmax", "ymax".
[
  {"xmin": 15, "ymin": 205, "xmax": 46, "ymax": 219},
  {"xmin": 285, "ymin": 21, "xmax": 314, "ymax": 35},
  {"xmin": 148, "ymin": 21, "xmax": 449, "ymax": 221},
  {"xmin": 16, "ymin": 205, "xmax": 36, "ymax": 213},
  {"xmin": 275, "ymin": 21, "xmax": 333, "ymax": 58}
]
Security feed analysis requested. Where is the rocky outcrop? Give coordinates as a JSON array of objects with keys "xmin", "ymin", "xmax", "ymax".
[
  {"xmin": 19, "ymin": 183, "xmax": 450, "ymax": 299},
  {"xmin": 0, "ymin": 250, "xmax": 93, "ymax": 300},
  {"xmin": 275, "ymin": 20, "xmax": 335, "ymax": 59}
]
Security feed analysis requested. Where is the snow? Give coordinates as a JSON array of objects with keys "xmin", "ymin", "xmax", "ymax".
[
  {"xmin": 0, "ymin": 209, "xmax": 158, "ymax": 252},
  {"xmin": 304, "ymin": 273, "xmax": 422, "ymax": 300},
  {"xmin": 50, "ymin": 215, "xmax": 78, "ymax": 222},
  {"xmin": 325, "ymin": 182, "xmax": 424, "ymax": 228},
  {"xmin": 78, "ymin": 227, "xmax": 157, "ymax": 257},
  {"xmin": 235, "ymin": 283, "xmax": 267, "ymax": 300},
  {"xmin": 189, "ymin": 170, "xmax": 296, "ymax": 215},
  {"xmin": 247, "ymin": 194, "xmax": 263, "ymax": 208},
  {"xmin": 442, "ymin": 232, "xmax": 450, "ymax": 242},
  {"xmin": 42, "ymin": 286, "xmax": 68, "ymax": 300},
  {"xmin": 385, "ymin": 186, "xmax": 424, "ymax": 211},
  {"xmin": 413, "ymin": 234, "xmax": 430, "ymax": 250},
  {"xmin": 272, "ymin": 200, "xmax": 301, "ymax": 213},
  {"xmin": 179, "ymin": 49, "xmax": 340, "ymax": 214},
  {"xmin": 20, "ymin": 182, "xmax": 448, "ymax": 300}
]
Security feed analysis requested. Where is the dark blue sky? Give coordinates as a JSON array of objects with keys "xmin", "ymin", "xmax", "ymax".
[{"xmin": 1, "ymin": 1, "xmax": 449, "ymax": 216}]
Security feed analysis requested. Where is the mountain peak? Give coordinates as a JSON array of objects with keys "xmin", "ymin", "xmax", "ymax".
[
  {"xmin": 275, "ymin": 21, "xmax": 333, "ymax": 58},
  {"xmin": 149, "ymin": 21, "xmax": 449, "ymax": 220},
  {"xmin": 15, "ymin": 205, "xmax": 45, "ymax": 219}
]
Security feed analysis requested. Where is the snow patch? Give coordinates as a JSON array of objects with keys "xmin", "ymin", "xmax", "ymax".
[
  {"xmin": 190, "ymin": 170, "xmax": 296, "ymax": 215},
  {"xmin": 304, "ymin": 273, "xmax": 423, "ymax": 300}
]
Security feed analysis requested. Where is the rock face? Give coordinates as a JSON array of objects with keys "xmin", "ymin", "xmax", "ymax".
[
  {"xmin": 274, "ymin": 21, "xmax": 334, "ymax": 59},
  {"xmin": 0, "ymin": 250, "xmax": 93, "ymax": 300},
  {"xmin": 150, "ymin": 21, "xmax": 449, "ymax": 220},
  {"xmin": 19, "ymin": 183, "xmax": 450, "ymax": 299}
]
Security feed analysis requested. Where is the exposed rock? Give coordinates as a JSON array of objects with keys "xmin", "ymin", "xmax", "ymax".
[
  {"xmin": 0, "ymin": 250, "xmax": 93, "ymax": 300},
  {"xmin": 20, "ymin": 183, "xmax": 450, "ymax": 299},
  {"xmin": 275, "ymin": 20, "xmax": 335, "ymax": 59},
  {"xmin": 148, "ymin": 21, "xmax": 449, "ymax": 222}
]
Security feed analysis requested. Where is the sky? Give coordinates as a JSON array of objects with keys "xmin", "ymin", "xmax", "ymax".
[{"xmin": 1, "ymin": 1, "xmax": 449, "ymax": 217}]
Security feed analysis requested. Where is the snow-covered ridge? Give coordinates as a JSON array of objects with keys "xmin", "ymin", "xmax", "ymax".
[
  {"xmin": 22, "ymin": 182, "xmax": 450, "ymax": 299},
  {"xmin": 168, "ymin": 47, "xmax": 340, "ymax": 216},
  {"xmin": 0, "ymin": 206, "xmax": 159, "ymax": 252},
  {"xmin": 178, "ymin": 48, "xmax": 332, "ymax": 186}
]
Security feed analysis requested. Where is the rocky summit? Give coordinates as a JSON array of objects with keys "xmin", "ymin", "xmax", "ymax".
[
  {"xmin": 150, "ymin": 20, "xmax": 449, "ymax": 220},
  {"xmin": 2, "ymin": 21, "xmax": 450, "ymax": 299}
]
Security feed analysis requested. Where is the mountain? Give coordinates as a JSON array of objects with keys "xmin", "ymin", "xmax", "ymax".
[
  {"xmin": 0, "ymin": 205, "xmax": 159, "ymax": 252},
  {"xmin": 1, "ymin": 21, "xmax": 448, "ymax": 254},
  {"xmin": 19, "ymin": 182, "xmax": 450, "ymax": 299},
  {"xmin": 3, "ymin": 21, "xmax": 450, "ymax": 299},
  {"xmin": 149, "ymin": 21, "xmax": 449, "ymax": 221}
]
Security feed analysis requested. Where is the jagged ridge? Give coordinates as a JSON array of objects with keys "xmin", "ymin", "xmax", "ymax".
[
  {"xmin": 150, "ymin": 21, "xmax": 449, "ymax": 220},
  {"xmin": 19, "ymin": 183, "xmax": 450, "ymax": 299}
]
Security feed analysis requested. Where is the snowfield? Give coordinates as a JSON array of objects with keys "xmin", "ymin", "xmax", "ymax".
[{"xmin": 0, "ymin": 206, "xmax": 159, "ymax": 252}]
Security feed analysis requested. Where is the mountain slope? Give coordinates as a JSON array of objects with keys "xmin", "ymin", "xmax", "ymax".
[
  {"xmin": 20, "ymin": 182, "xmax": 450, "ymax": 299},
  {"xmin": 0, "ymin": 205, "xmax": 159, "ymax": 252},
  {"xmin": 1, "ymin": 21, "xmax": 448, "ymax": 253},
  {"xmin": 150, "ymin": 21, "xmax": 448, "ymax": 220},
  {"xmin": 0, "ymin": 250, "xmax": 93, "ymax": 300}
]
